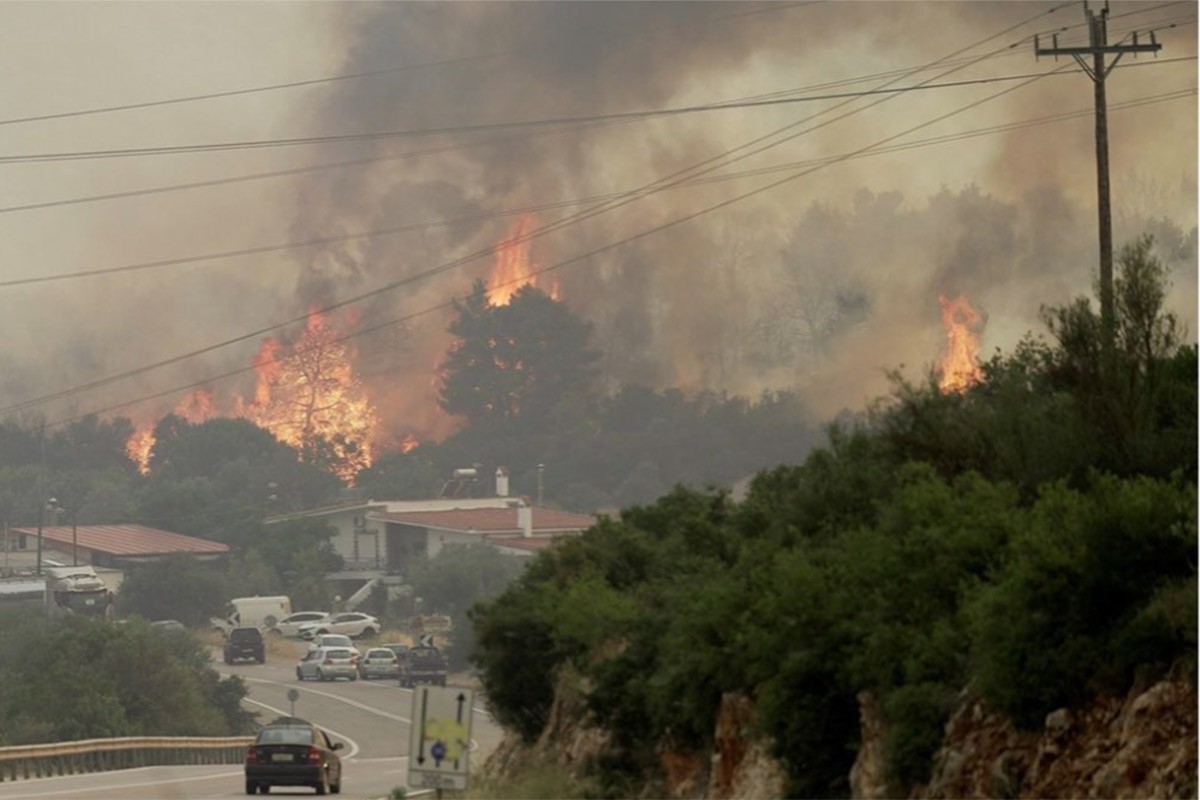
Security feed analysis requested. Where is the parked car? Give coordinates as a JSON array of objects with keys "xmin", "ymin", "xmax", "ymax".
[
  {"xmin": 398, "ymin": 646, "xmax": 448, "ymax": 687},
  {"xmin": 357, "ymin": 647, "xmax": 401, "ymax": 679},
  {"xmin": 381, "ymin": 642, "xmax": 410, "ymax": 660},
  {"xmin": 297, "ymin": 612, "xmax": 381, "ymax": 640},
  {"xmin": 306, "ymin": 634, "xmax": 360, "ymax": 657},
  {"xmin": 244, "ymin": 720, "xmax": 343, "ymax": 795},
  {"xmin": 149, "ymin": 619, "xmax": 186, "ymax": 632},
  {"xmin": 270, "ymin": 611, "xmax": 330, "ymax": 638},
  {"xmin": 224, "ymin": 626, "xmax": 265, "ymax": 665},
  {"xmin": 296, "ymin": 646, "xmax": 359, "ymax": 682}
]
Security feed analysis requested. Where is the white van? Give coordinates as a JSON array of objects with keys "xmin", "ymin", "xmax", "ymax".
[{"xmin": 212, "ymin": 595, "xmax": 292, "ymax": 635}]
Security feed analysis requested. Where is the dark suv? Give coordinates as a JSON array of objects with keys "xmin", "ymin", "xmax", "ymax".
[
  {"xmin": 224, "ymin": 626, "xmax": 265, "ymax": 664},
  {"xmin": 398, "ymin": 646, "xmax": 448, "ymax": 687}
]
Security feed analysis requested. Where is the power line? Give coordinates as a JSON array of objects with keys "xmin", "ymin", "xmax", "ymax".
[
  {"xmin": 3, "ymin": 86, "xmax": 1192, "ymax": 421},
  {"xmin": 1, "ymin": 61, "xmax": 1193, "ymax": 293},
  {"xmin": 7, "ymin": 4, "xmax": 1079, "ymax": 423},
  {"xmin": 4, "ymin": 85, "xmax": 1191, "ymax": 422},
  {"xmin": 0, "ymin": 70, "xmax": 1112, "ymax": 165},
  {"xmin": 0, "ymin": 1, "xmax": 819, "ymax": 128}
]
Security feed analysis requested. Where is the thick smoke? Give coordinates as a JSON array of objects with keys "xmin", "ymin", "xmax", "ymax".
[
  {"xmin": 1, "ymin": 2, "xmax": 1192, "ymax": 439},
  {"xmin": 288, "ymin": 1, "xmax": 1195, "ymax": 432}
]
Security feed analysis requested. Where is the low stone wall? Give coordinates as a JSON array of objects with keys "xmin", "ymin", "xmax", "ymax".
[{"xmin": 0, "ymin": 736, "xmax": 254, "ymax": 781}]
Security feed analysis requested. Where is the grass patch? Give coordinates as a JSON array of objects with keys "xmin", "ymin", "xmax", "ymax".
[{"xmin": 466, "ymin": 765, "xmax": 597, "ymax": 799}]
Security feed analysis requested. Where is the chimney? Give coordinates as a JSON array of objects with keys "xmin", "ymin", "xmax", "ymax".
[
  {"xmin": 496, "ymin": 467, "xmax": 509, "ymax": 497},
  {"xmin": 517, "ymin": 504, "xmax": 532, "ymax": 538}
]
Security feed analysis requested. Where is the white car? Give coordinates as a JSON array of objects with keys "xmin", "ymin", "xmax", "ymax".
[
  {"xmin": 295, "ymin": 646, "xmax": 359, "ymax": 682},
  {"xmin": 270, "ymin": 611, "xmax": 330, "ymax": 638},
  {"xmin": 298, "ymin": 612, "xmax": 381, "ymax": 640},
  {"xmin": 306, "ymin": 634, "xmax": 361, "ymax": 658}
]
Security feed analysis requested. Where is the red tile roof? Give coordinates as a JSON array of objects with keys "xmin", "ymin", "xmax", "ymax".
[
  {"xmin": 489, "ymin": 536, "xmax": 563, "ymax": 552},
  {"xmin": 12, "ymin": 525, "xmax": 229, "ymax": 557},
  {"xmin": 372, "ymin": 506, "xmax": 596, "ymax": 535}
]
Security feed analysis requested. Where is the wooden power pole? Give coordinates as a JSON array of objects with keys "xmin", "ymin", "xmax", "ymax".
[{"xmin": 1035, "ymin": 2, "xmax": 1161, "ymax": 350}]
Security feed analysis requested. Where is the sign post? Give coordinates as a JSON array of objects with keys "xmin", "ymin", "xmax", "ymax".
[{"xmin": 408, "ymin": 685, "xmax": 474, "ymax": 792}]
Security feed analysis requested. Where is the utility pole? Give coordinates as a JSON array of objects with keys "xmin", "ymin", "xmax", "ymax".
[{"xmin": 1035, "ymin": 2, "xmax": 1161, "ymax": 351}]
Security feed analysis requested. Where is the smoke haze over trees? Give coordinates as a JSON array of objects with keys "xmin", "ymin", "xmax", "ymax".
[{"xmin": 0, "ymin": 2, "xmax": 1192, "ymax": 449}]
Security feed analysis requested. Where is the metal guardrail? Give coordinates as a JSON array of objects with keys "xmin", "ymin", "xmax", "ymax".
[{"xmin": 0, "ymin": 736, "xmax": 254, "ymax": 781}]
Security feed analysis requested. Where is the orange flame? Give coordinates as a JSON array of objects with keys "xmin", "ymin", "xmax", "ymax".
[
  {"xmin": 238, "ymin": 310, "xmax": 378, "ymax": 482},
  {"xmin": 126, "ymin": 311, "xmax": 379, "ymax": 482},
  {"xmin": 487, "ymin": 215, "xmax": 559, "ymax": 305},
  {"xmin": 125, "ymin": 389, "xmax": 219, "ymax": 474},
  {"xmin": 937, "ymin": 294, "xmax": 984, "ymax": 393}
]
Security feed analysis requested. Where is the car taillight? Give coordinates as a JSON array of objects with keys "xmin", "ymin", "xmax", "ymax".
[
  {"xmin": 323, "ymin": 658, "xmax": 334, "ymax": 665},
  {"xmin": 245, "ymin": 746, "xmax": 259, "ymax": 764},
  {"xmin": 307, "ymin": 747, "xmax": 323, "ymax": 764}
]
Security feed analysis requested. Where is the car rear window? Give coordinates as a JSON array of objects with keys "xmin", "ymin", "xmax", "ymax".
[
  {"xmin": 232, "ymin": 629, "xmax": 262, "ymax": 641},
  {"xmin": 321, "ymin": 636, "xmax": 352, "ymax": 646},
  {"xmin": 256, "ymin": 728, "xmax": 314, "ymax": 745},
  {"xmin": 324, "ymin": 649, "xmax": 354, "ymax": 659},
  {"xmin": 366, "ymin": 649, "xmax": 393, "ymax": 658}
]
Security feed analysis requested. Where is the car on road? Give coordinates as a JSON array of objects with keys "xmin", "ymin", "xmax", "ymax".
[
  {"xmin": 398, "ymin": 646, "xmax": 448, "ymax": 687},
  {"xmin": 306, "ymin": 633, "xmax": 361, "ymax": 656},
  {"xmin": 297, "ymin": 611, "xmax": 381, "ymax": 640},
  {"xmin": 244, "ymin": 720, "xmax": 343, "ymax": 795},
  {"xmin": 296, "ymin": 646, "xmax": 359, "ymax": 682},
  {"xmin": 269, "ymin": 611, "xmax": 330, "ymax": 638},
  {"xmin": 357, "ymin": 647, "xmax": 401, "ymax": 679},
  {"xmin": 224, "ymin": 626, "xmax": 265, "ymax": 665}
]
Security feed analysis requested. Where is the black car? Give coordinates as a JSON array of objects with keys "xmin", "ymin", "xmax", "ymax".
[
  {"xmin": 244, "ymin": 721, "xmax": 343, "ymax": 795},
  {"xmin": 398, "ymin": 646, "xmax": 448, "ymax": 687},
  {"xmin": 224, "ymin": 626, "xmax": 265, "ymax": 665}
]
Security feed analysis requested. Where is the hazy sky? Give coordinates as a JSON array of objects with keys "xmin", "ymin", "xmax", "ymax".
[{"xmin": 0, "ymin": 1, "xmax": 1195, "ymax": 440}]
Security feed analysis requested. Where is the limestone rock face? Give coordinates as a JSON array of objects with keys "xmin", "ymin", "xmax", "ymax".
[{"xmin": 917, "ymin": 679, "xmax": 1197, "ymax": 800}]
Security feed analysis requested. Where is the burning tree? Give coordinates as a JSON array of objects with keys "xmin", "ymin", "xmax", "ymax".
[
  {"xmin": 240, "ymin": 311, "xmax": 378, "ymax": 482},
  {"xmin": 937, "ymin": 294, "xmax": 984, "ymax": 393}
]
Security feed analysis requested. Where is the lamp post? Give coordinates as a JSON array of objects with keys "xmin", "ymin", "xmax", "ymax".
[{"xmin": 36, "ymin": 497, "xmax": 61, "ymax": 576}]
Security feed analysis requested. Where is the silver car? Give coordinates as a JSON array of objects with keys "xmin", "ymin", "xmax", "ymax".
[
  {"xmin": 357, "ymin": 647, "xmax": 400, "ymax": 679},
  {"xmin": 296, "ymin": 647, "xmax": 359, "ymax": 682}
]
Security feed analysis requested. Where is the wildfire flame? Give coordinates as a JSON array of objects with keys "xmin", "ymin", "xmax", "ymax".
[
  {"xmin": 487, "ymin": 215, "xmax": 559, "ymax": 305},
  {"xmin": 125, "ymin": 388, "xmax": 218, "ymax": 474},
  {"xmin": 126, "ymin": 310, "xmax": 380, "ymax": 483},
  {"xmin": 237, "ymin": 310, "xmax": 378, "ymax": 482},
  {"xmin": 937, "ymin": 294, "xmax": 984, "ymax": 394}
]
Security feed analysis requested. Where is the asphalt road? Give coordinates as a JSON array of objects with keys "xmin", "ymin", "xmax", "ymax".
[{"xmin": 0, "ymin": 645, "xmax": 503, "ymax": 800}]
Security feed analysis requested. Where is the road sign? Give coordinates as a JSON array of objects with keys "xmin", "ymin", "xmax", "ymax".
[
  {"xmin": 417, "ymin": 633, "xmax": 435, "ymax": 648},
  {"xmin": 408, "ymin": 685, "xmax": 475, "ymax": 791}
]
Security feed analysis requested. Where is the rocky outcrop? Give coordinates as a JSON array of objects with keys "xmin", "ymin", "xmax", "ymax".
[
  {"xmin": 485, "ymin": 668, "xmax": 1195, "ymax": 800},
  {"xmin": 919, "ymin": 678, "xmax": 1197, "ymax": 799}
]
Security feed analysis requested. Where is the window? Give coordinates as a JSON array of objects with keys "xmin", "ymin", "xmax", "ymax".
[{"xmin": 257, "ymin": 728, "xmax": 315, "ymax": 746}]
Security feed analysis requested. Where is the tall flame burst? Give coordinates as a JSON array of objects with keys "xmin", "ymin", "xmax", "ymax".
[
  {"xmin": 487, "ymin": 215, "xmax": 560, "ymax": 305},
  {"xmin": 237, "ymin": 311, "xmax": 378, "ymax": 481},
  {"xmin": 937, "ymin": 294, "xmax": 984, "ymax": 393},
  {"xmin": 125, "ymin": 311, "xmax": 379, "ymax": 482}
]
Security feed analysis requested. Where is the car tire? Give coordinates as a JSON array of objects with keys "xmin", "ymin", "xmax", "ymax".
[
  {"xmin": 331, "ymin": 773, "xmax": 341, "ymax": 794},
  {"xmin": 245, "ymin": 780, "xmax": 255, "ymax": 795},
  {"xmin": 360, "ymin": 627, "xmax": 376, "ymax": 639},
  {"xmin": 317, "ymin": 668, "xmax": 326, "ymax": 682},
  {"xmin": 350, "ymin": 673, "xmax": 358, "ymax": 681},
  {"xmin": 296, "ymin": 667, "xmax": 305, "ymax": 681},
  {"xmin": 259, "ymin": 786, "xmax": 270, "ymax": 795},
  {"xmin": 315, "ymin": 769, "xmax": 329, "ymax": 796}
]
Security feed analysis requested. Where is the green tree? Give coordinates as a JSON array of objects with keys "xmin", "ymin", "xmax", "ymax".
[
  {"xmin": 116, "ymin": 553, "xmax": 227, "ymax": 627},
  {"xmin": 438, "ymin": 281, "xmax": 601, "ymax": 433}
]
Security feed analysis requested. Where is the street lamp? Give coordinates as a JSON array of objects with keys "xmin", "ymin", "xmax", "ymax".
[{"xmin": 35, "ymin": 497, "xmax": 62, "ymax": 576}]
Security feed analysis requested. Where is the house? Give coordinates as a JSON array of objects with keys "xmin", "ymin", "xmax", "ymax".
[
  {"xmin": 264, "ymin": 469, "xmax": 597, "ymax": 580},
  {"xmin": 7, "ymin": 524, "xmax": 229, "ymax": 572}
]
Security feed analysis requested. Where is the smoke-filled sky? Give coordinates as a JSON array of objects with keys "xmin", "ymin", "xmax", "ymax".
[{"xmin": 0, "ymin": 1, "xmax": 1195, "ymax": 443}]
